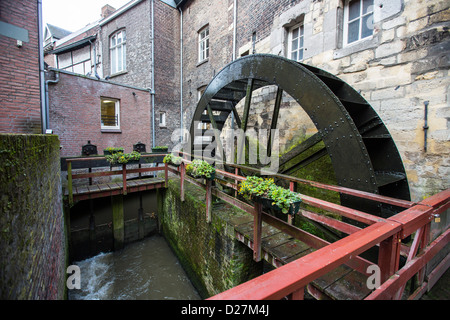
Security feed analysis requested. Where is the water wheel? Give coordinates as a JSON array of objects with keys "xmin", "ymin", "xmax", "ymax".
[{"xmin": 189, "ymin": 54, "xmax": 410, "ymax": 218}]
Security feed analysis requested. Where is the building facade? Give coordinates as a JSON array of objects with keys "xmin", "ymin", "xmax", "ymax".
[{"xmin": 44, "ymin": 0, "xmax": 449, "ymax": 201}]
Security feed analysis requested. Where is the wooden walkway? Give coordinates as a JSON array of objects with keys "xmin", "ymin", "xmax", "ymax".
[
  {"xmin": 233, "ymin": 215, "xmax": 372, "ymax": 300},
  {"xmin": 65, "ymin": 177, "xmax": 165, "ymax": 203}
]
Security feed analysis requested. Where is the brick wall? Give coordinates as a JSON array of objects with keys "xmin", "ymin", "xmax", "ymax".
[
  {"xmin": 0, "ymin": 0, "xmax": 42, "ymax": 133},
  {"xmin": 48, "ymin": 70, "xmax": 151, "ymax": 157},
  {"xmin": 0, "ymin": 134, "xmax": 65, "ymax": 299},
  {"xmin": 100, "ymin": 0, "xmax": 152, "ymax": 89},
  {"xmin": 180, "ymin": 0, "xmax": 233, "ymax": 134},
  {"xmin": 154, "ymin": 0, "xmax": 181, "ymax": 147}
]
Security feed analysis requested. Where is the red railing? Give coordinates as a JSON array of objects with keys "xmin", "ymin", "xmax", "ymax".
[
  {"xmin": 167, "ymin": 152, "xmax": 449, "ymax": 300},
  {"xmin": 64, "ymin": 151, "xmax": 449, "ymax": 299}
]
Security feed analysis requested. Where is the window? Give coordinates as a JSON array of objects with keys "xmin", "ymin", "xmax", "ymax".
[
  {"xmin": 159, "ymin": 112, "xmax": 166, "ymax": 127},
  {"xmin": 110, "ymin": 30, "xmax": 126, "ymax": 74},
  {"xmin": 288, "ymin": 24, "xmax": 304, "ymax": 62},
  {"xmin": 198, "ymin": 26, "xmax": 209, "ymax": 62},
  {"xmin": 344, "ymin": 0, "xmax": 374, "ymax": 46},
  {"xmin": 101, "ymin": 98, "xmax": 120, "ymax": 130}
]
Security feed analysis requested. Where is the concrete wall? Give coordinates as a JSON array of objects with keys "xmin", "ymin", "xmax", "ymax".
[
  {"xmin": 0, "ymin": 134, "xmax": 66, "ymax": 299},
  {"xmin": 0, "ymin": 0, "xmax": 42, "ymax": 133},
  {"xmin": 157, "ymin": 178, "xmax": 262, "ymax": 298},
  {"xmin": 47, "ymin": 70, "xmax": 151, "ymax": 157}
]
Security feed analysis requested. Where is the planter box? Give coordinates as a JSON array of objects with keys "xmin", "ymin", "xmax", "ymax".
[
  {"xmin": 151, "ymin": 147, "xmax": 168, "ymax": 153},
  {"xmin": 104, "ymin": 149, "xmax": 124, "ymax": 155},
  {"xmin": 187, "ymin": 171, "xmax": 215, "ymax": 181},
  {"xmin": 257, "ymin": 197, "xmax": 302, "ymax": 216}
]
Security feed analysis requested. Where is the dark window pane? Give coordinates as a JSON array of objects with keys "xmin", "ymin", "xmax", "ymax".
[
  {"xmin": 362, "ymin": 14, "xmax": 373, "ymax": 38},
  {"xmin": 348, "ymin": 0, "xmax": 361, "ymax": 21},
  {"xmin": 348, "ymin": 20, "xmax": 360, "ymax": 43}
]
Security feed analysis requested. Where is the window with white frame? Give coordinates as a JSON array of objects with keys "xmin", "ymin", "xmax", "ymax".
[
  {"xmin": 344, "ymin": 0, "xmax": 374, "ymax": 46},
  {"xmin": 198, "ymin": 26, "xmax": 209, "ymax": 63},
  {"xmin": 110, "ymin": 29, "xmax": 126, "ymax": 74},
  {"xmin": 101, "ymin": 98, "xmax": 120, "ymax": 130},
  {"xmin": 288, "ymin": 23, "xmax": 304, "ymax": 62},
  {"xmin": 159, "ymin": 112, "xmax": 166, "ymax": 127}
]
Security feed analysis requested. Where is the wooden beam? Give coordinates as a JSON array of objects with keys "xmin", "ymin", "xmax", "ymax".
[{"xmin": 267, "ymin": 87, "xmax": 283, "ymax": 157}]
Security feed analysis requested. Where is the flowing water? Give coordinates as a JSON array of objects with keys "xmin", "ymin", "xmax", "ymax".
[{"xmin": 68, "ymin": 235, "xmax": 201, "ymax": 300}]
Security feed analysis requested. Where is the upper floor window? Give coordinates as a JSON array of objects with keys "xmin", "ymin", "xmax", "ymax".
[
  {"xmin": 198, "ymin": 26, "xmax": 209, "ymax": 63},
  {"xmin": 288, "ymin": 24, "xmax": 304, "ymax": 62},
  {"xmin": 344, "ymin": 0, "xmax": 374, "ymax": 46},
  {"xmin": 110, "ymin": 30, "xmax": 126, "ymax": 74}
]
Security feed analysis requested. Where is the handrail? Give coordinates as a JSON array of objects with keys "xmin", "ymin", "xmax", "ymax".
[{"xmin": 66, "ymin": 153, "xmax": 169, "ymax": 205}]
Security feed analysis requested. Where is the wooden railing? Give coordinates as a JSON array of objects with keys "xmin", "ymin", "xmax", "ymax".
[
  {"xmin": 63, "ymin": 151, "xmax": 449, "ymax": 299},
  {"xmin": 65, "ymin": 153, "xmax": 168, "ymax": 206},
  {"xmin": 167, "ymin": 151, "xmax": 449, "ymax": 300}
]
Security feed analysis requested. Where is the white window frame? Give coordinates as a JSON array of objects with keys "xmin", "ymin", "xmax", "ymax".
[
  {"xmin": 288, "ymin": 23, "xmax": 304, "ymax": 62},
  {"xmin": 101, "ymin": 98, "xmax": 120, "ymax": 130},
  {"xmin": 159, "ymin": 112, "xmax": 166, "ymax": 127},
  {"xmin": 343, "ymin": 0, "xmax": 374, "ymax": 46},
  {"xmin": 198, "ymin": 26, "xmax": 209, "ymax": 63},
  {"xmin": 110, "ymin": 29, "xmax": 126, "ymax": 74}
]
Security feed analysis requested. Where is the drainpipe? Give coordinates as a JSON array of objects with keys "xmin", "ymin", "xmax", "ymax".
[
  {"xmin": 423, "ymin": 101, "xmax": 429, "ymax": 152},
  {"xmin": 38, "ymin": 0, "xmax": 47, "ymax": 133},
  {"xmin": 179, "ymin": 7, "xmax": 183, "ymax": 143},
  {"xmin": 231, "ymin": 0, "xmax": 237, "ymax": 161},
  {"xmin": 45, "ymin": 71, "xmax": 60, "ymax": 131},
  {"xmin": 151, "ymin": 0, "xmax": 155, "ymax": 147}
]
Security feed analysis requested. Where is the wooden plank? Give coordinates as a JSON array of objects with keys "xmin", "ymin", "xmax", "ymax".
[
  {"xmin": 311, "ymin": 264, "xmax": 352, "ymax": 292},
  {"xmin": 325, "ymin": 270, "xmax": 372, "ymax": 300},
  {"xmin": 209, "ymin": 221, "xmax": 400, "ymax": 300},
  {"xmin": 270, "ymin": 240, "xmax": 310, "ymax": 263}
]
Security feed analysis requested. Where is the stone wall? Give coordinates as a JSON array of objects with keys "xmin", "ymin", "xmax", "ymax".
[
  {"xmin": 0, "ymin": 134, "xmax": 66, "ymax": 299},
  {"xmin": 157, "ymin": 178, "xmax": 262, "ymax": 298},
  {"xmin": 209, "ymin": 0, "xmax": 449, "ymax": 202}
]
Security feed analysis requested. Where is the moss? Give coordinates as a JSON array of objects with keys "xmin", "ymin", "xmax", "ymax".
[{"xmin": 159, "ymin": 177, "xmax": 260, "ymax": 298}]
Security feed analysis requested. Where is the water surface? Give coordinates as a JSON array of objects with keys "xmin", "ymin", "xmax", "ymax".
[{"xmin": 69, "ymin": 235, "xmax": 201, "ymax": 300}]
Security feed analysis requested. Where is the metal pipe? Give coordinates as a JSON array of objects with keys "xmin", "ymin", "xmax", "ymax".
[
  {"xmin": 45, "ymin": 71, "xmax": 60, "ymax": 131},
  {"xmin": 179, "ymin": 7, "xmax": 183, "ymax": 143},
  {"xmin": 423, "ymin": 101, "xmax": 429, "ymax": 152},
  {"xmin": 38, "ymin": 0, "xmax": 46, "ymax": 133},
  {"xmin": 151, "ymin": 0, "xmax": 155, "ymax": 147}
]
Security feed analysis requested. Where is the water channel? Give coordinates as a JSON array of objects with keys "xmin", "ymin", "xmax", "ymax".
[
  {"xmin": 68, "ymin": 235, "xmax": 201, "ymax": 300},
  {"xmin": 68, "ymin": 188, "xmax": 201, "ymax": 300}
]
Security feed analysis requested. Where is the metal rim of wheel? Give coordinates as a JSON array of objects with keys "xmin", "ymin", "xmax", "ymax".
[{"xmin": 189, "ymin": 54, "xmax": 410, "ymax": 218}]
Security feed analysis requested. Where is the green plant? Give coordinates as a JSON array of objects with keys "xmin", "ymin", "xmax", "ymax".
[
  {"xmin": 185, "ymin": 159, "xmax": 215, "ymax": 179},
  {"xmin": 239, "ymin": 176, "xmax": 302, "ymax": 214},
  {"xmin": 105, "ymin": 151, "xmax": 141, "ymax": 165},
  {"xmin": 163, "ymin": 153, "xmax": 182, "ymax": 165},
  {"xmin": 104, "ymin": 147, "xmax": 124, "ymax": 154},
  {"xmin": 152, "ymin": 146, "xmax": 168, "ymax": 150}
]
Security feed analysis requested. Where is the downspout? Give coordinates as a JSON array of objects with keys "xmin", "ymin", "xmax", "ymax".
[
  {"xmin": 231, "ymin": 0, "xmax": 237, "ymax": 161},
  {"xmin": 45, "ymin": 71, "xmax": 60, "ymax": 131},
  {"xmin": 179, "ymin": 7, "xmax": 183, "ymax": 143},
  {"xmin": 38, "ymin": 0, "xmax": 47, "ymax": 133},
  {"xmin": 151, "ymin": 0, "xmax": 155, "ymax": 147}
]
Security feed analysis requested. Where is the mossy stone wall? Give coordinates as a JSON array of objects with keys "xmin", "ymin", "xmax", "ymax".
[
  {"xmin": 157, "ymin": 178, "xmax": 262, "ymax": 298},
  {"xmin": 0, "ymin": 134, "xmax": 66, "ymax": 299}
]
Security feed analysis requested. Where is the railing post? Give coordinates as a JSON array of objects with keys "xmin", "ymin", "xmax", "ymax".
[
  {"xmin": 288, "ymin": 180, "xmax": 296, "ymax": 225},
  {"xmin": 67, "ymin": 161, "xmax": 73, "ymax": 206},
  {"xmin": 165, "ymin": 162, "xmax": 168, "ymax": 188},
  {"xmin": 253, "ymin": 202, "xmax": 263, "ymax": 262},
  {"xmin": 180, "ymin": 162, "xmax": 185, "ymax": 202},
  {"xmin": 378, "ymin": 231, "xmax": 401, "ymax": 284},
  {"xmin": 122, "ymin": 164, "xmax": 127, "ymax": 195},
  {"xmin": 206, "ymin": 179, "xmax": 212, "ymax": 223}
]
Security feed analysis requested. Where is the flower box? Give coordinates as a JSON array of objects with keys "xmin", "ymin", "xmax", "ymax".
[
  {"xmin": 257, "ymin": 197, "xmax": 302, "ymax": 216},
  {"xmin": 151, "ymin": 146, "xmax": 169, "ymax": 153},
  {"xmin": 103, "ymin": 147, "xmax": 124, "ymax": 155},
  {"xmin": 185, "ymin": 159, "xmax": 215, "ymax": 181}
]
